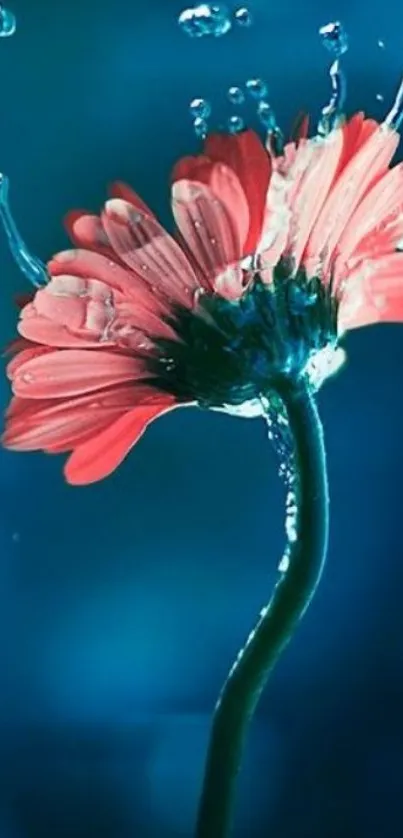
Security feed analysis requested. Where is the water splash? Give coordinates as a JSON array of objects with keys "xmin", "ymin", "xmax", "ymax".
[
  {"xmin": 384, "ymin": 76, "xmax": 403, "ymax": 129},
  {"xmin": 0, "ymin": 4, "xmax": 16, "ymax": 37},
  {"xmin": 318, "ymin": 22, "xmax": 348, "ymax": 135},
  {"xmin": 319, "ymin": 20, "xmax": 348, "ymax": 57},
  {"xmin": 233, "ymin": 6, "xmax": 253, "ymax": 27},
  {"xmin": 0, "ymin": 174, "xmax": 47, "ymax": 286},
  {"xmin": 262, "ymin": 393, "xmax": 298, "ymax": 574},
  {"xmin": 178, "ymin": 4, "xmax": 231, "ymax": 38}
]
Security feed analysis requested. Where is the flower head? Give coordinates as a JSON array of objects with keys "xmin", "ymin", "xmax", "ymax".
[{"xmin": 2, "ymin": 115, "xmax": 403, "ymax": 484}]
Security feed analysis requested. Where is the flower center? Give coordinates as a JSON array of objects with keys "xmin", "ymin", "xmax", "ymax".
[{"xmin": 150, "ymin": 259, "xmax": 342, "ymax": 412}]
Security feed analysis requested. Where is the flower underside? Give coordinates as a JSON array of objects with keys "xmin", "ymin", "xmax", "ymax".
[{"xmin": 151, "ymin": 258, "xmax": 340, "ymax": 413}]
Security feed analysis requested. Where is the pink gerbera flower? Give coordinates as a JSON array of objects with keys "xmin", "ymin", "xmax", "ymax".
[{"xmin": 2, "ymin": 114, "xmax": 403, "ymax": 484}]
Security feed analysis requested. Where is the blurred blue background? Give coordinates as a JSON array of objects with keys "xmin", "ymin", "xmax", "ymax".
[{"xmin": 0, "ymin": 1, "xmax": 403, "ymax": 836}]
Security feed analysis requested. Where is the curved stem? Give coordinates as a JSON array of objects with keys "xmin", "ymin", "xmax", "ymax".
[{"xmin": 195, "ymin": 382, "xmax": 329, "ymax": 838}]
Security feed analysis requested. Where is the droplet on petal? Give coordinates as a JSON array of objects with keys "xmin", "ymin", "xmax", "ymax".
[{"xmin": 0, "ymin": 5, "xmax": 16, "ymax": 37}]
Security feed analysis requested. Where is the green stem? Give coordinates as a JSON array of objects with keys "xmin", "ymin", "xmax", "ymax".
[{"xmin": 195, "ymin": 382, "xmax": 329, "ymax": 838}]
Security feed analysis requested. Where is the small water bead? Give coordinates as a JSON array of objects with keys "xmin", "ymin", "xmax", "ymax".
[
  {"xmin": 257, "ymin": 100, "xmax": 276, "ymax": 129},
  {"xmin": 189, "ymin": 97, "xmax": 211, "ymax": 119},
  {"xmin": 178, "ymin": 4, "xmax": 231, "ymax": 38},
  {"xmin": 378, "ymin": 39, "xmax": 385, "ymax": 49},
  {"xmin": 227, "ymin": 114, "xmax": 245, "ymax": 133},
  {"xmin": 245, "ymin": 77, "xmax": 268, "ymax": 100},
  {"xmin": 193, "ymin": 117, "xmax": 208, "ymax": 138},
  {"xmin": 227, "ymin": 85, "xmax": 245, "ymax": 105},
  {"xmin": 0, "ymin": 5, "xmax": 16, "ymax": 37},
  {"xmin": 376, "ymin": 93, "xmax": 384, "ymax": 102},
  {"xmin": 234, "ymin": 6, "xmax": 253, "ymax": 27},
  {"xmin": 319, "ymin": 21, "xmax": 348, "ymax": 58}
]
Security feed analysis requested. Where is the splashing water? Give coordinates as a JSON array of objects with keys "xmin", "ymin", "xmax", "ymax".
[
  {"xmin": 178, "ymin": 4, "xmax": 231, "ymax": 38},
  {"xmin": 384, "ymin": 76, "xmax": 403, "ymax": 129},
  {"xmin": 319, "ymin": 21, "xmax": 348, "ymax": 58},
  {"xmin": 0, "ymin": 174, "xmax": 47, "ymax": 286},
  {"xmin": 318, "ymin": 21, "xmax": 348, "ymax": 135},
  {"xmin": 262, "ymin": 393, "xmax": 298, "ymax": 574},
  {"xmin": 233, "ymin": 6, "xmax": 253, "ymax": 27},
  {"xmin": 0, "ymin": 4, "xmax": 16, "ymax": 37}
]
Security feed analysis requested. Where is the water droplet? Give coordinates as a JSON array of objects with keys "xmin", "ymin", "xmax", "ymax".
[
  {"xmin": 319, "ymin": 21, "xmax": 348, "ymax": 57},
  {"xmin": 227, "ymin": 114, "xmax": 245, "ymax": 133},
  {"xmin": 20, "ymin": 372, "xmax": 34, "ymax": 384},
  {"xmin": 378, "ymin": 39, "xmax": 385, "ymax": 49},
  {"xmin": 257, "ymin": 101, "xmax": 276, "ymax": 129},
  {"xmin": 178, "ymin": 4, "xmax": 231, "ymax": 38},
  {"xmin": 376, "ymin": 92, "xmax": 384, "ymax": 102},
  {"xmin": 0, "ymin": 5, "xmax": 16, "ymax": 37},
  {"xmin": 193, "ymin": 116, "xmax": 208, "ymax": 138},
  {"xmin": 227, "ymin": 85, "xmax": 245, "ymax": 105},
  {"xmin": 245, "ymin": 77, "xmax": 268, "ymax": 99},
  {"xmin": 233, "ymin": 6, "xmax": 252, "ymax": 27},
  {"xmin": 189, "ymin": 97, "xmax": 211, "ymax": 119}
]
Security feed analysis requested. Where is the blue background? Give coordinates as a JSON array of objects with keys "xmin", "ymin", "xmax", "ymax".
[{"xmin": 0, "ymin": 1, "xmax": 403, "ymax": 836}]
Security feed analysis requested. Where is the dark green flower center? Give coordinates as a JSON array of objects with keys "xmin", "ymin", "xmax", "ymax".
[{"xmin": 149, "ymin": 259, "xmax": 341, "ymax": 411}]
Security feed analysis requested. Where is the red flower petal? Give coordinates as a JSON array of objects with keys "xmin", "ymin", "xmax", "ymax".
[
  {"xmin": 203, "ymin": 129, "xmax": 272, "ymax": 253},
  {"xmin": 64, "ymin": 396, "xmax": 178, "ymax": 485}
]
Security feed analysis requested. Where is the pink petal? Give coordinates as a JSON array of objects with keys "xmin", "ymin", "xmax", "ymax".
[
  {"xmin": 338, "ymin": 252, "xmax": 403, "ymax": 330},
  {"xmin": 203, "ymin": 130, "xmax": 271, "ymax": 254},
  {"xmin": 64, "ymin": 397, "xmax": 178, "ymax": 485},
  {"xmin": 171, "ymin": 179, "xmax": 244, "ymax": 283},
  {"xmin": 172, "ymin": 161, "xmax": 249, "ymax": 258},
  {"xmin": 6, "ymin": 345, "xmax": 55, "ymax": 379},
  {"xmin": 11, "ymin": 349, "xmax": 149, "ymax": 399},
  {"xmin": 213, "ymin": 263, "xmax": 248, "ymax": 300},
  {"xmin": 333, "ymin": 163, "xmax": 403, "ymax": 287},
  {"xmin": 18, "ymin": 276, "xmax": 117, "ymax": 347},
  {"xmin": 64, "ymin": 210, "xmax": 117, "ymax": 262},
  {"xmin": 102, "ymin": 198, "xmax": 198, "ymax": 307},
  {"xmin": 2, "ymin": 385, "xmax": 160, "ymax": 453},
  {"xmin": 286, "ymin": 130, "xmax": 344, "ymax": 270},
  {"xmin": 108, "ymin": 182, "xmax": 156, "ymax": 217},
  {"xmin": 305, "ymin": 125, "xmax": 400, "ymax": 280}
]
